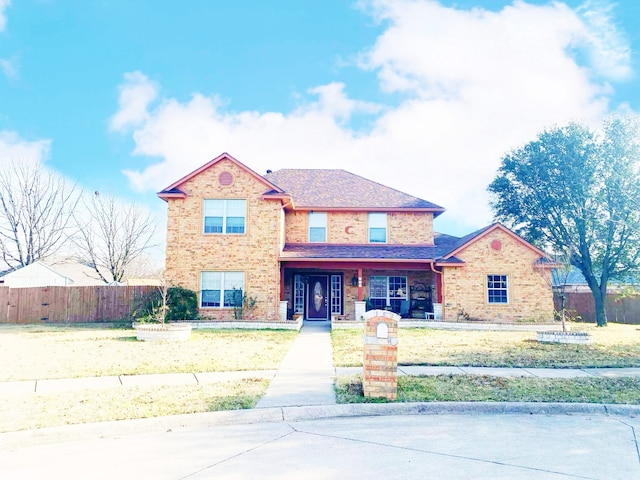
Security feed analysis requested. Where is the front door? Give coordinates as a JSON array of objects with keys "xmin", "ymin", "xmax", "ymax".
[{"xmin": 306, "ymin": 275, "xmax": 329, "ymax": 321}]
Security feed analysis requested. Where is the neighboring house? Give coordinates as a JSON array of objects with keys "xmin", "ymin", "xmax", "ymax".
[
  {"xmin": 552, "ymin": 267, "xmax": 640, "ymax": 324},
  {"xmin": 0, "ymin": 259, "xmax": 162, "ymax": 288},
  {"xmin": 158, "ymin": 152, "xmax": 555, "ymax": 323},
  {"xmin": 0, "ymin": 260, "xmax": 105, "ymax": 287}
]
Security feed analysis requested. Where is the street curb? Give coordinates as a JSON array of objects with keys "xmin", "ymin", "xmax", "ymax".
[{"xmin": 2, "ymin": 401, "xmax": 639, "ymax": 450}]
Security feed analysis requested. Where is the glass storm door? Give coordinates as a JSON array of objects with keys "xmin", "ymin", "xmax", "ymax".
[{"xmin": 306, "ymin": 275, "xmax": 329, "ymax": 320}]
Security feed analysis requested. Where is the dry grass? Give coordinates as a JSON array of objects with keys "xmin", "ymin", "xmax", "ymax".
[
  {"xmin": 0, "ymin": 380, "xmax": 268, "ymax": 433},
  {"xmin": 0, "ymin": 324, "xmax": 294, "ymax": 432},
  {"xmin": 332, "ymin": 323, "xmax": 640, "ymax": 368},
  {"xmin": 0, "ymin": 325, "xmax": 298, "ymax": 381},
  {"xmin": 335, "ymin": 375, "xmax": 640, "ymax": 404}
]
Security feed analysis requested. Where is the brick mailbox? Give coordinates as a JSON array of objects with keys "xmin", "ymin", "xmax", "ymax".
[{"xmin": 363, "ymin": 310, "xmax": 400, "ymax": 400}]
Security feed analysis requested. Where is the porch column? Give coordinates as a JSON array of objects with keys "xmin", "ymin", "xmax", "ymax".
[
  {"xmin": 357, "ymin": 267, "xmax": 363, "ymax": 301},
  {"xmin": 279, "ymin": 268, "xmax": 285, "ymax": 301},
  {"xmin": 436, "ymin": 271, "xmax": 443, "ymax": 303}
]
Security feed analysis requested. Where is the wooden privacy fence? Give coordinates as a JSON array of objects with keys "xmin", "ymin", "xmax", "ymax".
[
  {"xmin": 0, "ymin": 285, "xmax": 156, "ymax": 324},
  {"xmin": 555, "ymin": 291, "xmax": 640, "ymax": 324}
]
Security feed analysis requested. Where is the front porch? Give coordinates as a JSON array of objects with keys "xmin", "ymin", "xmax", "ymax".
[{"xmin": 280, "ymin": 263, "xmax": 443, "ymax": 322}]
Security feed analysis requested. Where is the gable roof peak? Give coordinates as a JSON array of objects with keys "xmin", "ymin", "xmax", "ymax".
[
  {"xmin": 441, "ymin": 222, "xmax": 552, "ymax": 261},
  {"xmin": 157, "ymin": 152, "xmax": 283, "ymax": 201}
]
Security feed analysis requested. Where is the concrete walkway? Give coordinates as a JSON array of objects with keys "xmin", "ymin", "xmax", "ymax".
[
  {"xmin": 256, "ymin": 321, "xmax": 336, "ymax": 408},
  {"xmin": 5, "ymin": 366, "xmax": 640, "ymax": 396}
]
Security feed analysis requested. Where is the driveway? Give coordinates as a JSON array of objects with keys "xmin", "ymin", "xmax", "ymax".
[{"xmin": 1, "ymin": 410, "xmax": 639, "ymax": 479}]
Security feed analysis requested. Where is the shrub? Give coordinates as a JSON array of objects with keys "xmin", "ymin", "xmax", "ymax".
[
  {"xmin": 166, "ymin": 286, "xmax": 199, "ymax": 321},
  {"xmin": 132, "ymin": 286, "xmax": 198, "ymax": 323}
]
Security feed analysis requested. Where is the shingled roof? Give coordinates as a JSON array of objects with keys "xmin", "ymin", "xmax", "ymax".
[
  {"xmin": 263, "ymin": 169, "xmax": 444, "ymax": 214},
  {"xmin": 280, "ymin": 233, "xmax": 465, "ymax": 262}
]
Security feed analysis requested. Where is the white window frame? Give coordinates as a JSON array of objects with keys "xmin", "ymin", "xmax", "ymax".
[
  {"xmin": 293, "ymin": 275, "xmax": 305, "ymax": 314},
  {"xmin": 330, "ymin": 274, "xmax": 342, "ymax": 314},
  {"xmin": 368, "ymin": 213, "xmax": 387, "ymax": 243},
  {"xmin": 200, "ymin": 272, "xmax": 245, "ymax": 308},
  {"xmin": 308, "ymin": 212, "xmax": 327, "ymax": 243},
  {"xmin": 203, "ymin": 199, "xmax": 246, "ymax": 234},
  {"xmin": 368, "ymin": 275, "xmax": 407, "ymax": 309},
  {"xmin": 487, "ymin": 274, "xmax": 509, "ymax": 304}
]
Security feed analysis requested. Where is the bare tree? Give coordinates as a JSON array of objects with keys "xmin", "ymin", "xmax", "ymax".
[
  {"xmin": 74, "ymin": 193, "xmax": 157, "ymax": 283},
  {"xmin": 0, "ymin": 160, "xmax": 79, "ymax": 271}
]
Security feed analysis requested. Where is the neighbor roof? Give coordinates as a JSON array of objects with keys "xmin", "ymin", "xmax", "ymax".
[{"xmin": 264, "ymin": 169, "xmax": 444, "ymax": 214}]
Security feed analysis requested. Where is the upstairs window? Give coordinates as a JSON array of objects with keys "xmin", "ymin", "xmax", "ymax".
[
  {"xmin": 309, "ymin": 212, "xmax": 327, "ymax": 242},
  {"xmin": 487, "ymin": 274, "xmax": 508, "ymax": 304},
  {"xmin": 368, "ymin": 213, "xmax": 387, "ymax": 243},
  {"xmin": 204, "ymin": 199, "xmax": 246, "ymax": 234}
]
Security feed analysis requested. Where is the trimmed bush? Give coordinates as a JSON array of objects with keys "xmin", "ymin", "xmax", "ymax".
[{"xmin": 132, "ymin": 286, "xmax": 198, "ymax": 322}]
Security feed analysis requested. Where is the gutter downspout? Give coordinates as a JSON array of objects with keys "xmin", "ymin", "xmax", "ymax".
[{"xmin": 429, "ymin": 262, "xmax": 444, "ymax": 320}]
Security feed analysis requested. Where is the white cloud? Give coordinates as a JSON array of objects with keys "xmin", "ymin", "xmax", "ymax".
[
  {"xmin": 577, "ymin": 0, "xmax": 631, "ymax": 81},
  {"xmin": 0, "ymin": 0, "xmax": 9, "ymax": 32},
  {"xmin": 109, "ymin": 71, "xmax": 159, "ymax": 132},
  {"xmin": 113, "ymin": 0, "xmax": 631, "ymax": 235},
  {"xmin": 0, "ymin": 130, "xmax": 50, "ymax": 167},
  {"xmin": 0, "ymin": 58, "xmax": 17, "ymax": 79}
]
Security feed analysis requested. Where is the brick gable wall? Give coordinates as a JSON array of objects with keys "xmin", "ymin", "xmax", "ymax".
[
  {"xmin": 165, "ymin": 158, "xmax": 282, "ymax": 321},
  {"xmin": 441, "ymin": 229, "xmax": 553, "ymax": 322}
]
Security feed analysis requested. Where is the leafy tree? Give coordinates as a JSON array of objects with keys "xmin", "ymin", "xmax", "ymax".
[
  {"xmin": 0, "ymin": 161, "xmax": 79, "ymax": 271},
  {"xmin": 488, "ymin": 118, "xmax": 640, "ymax": 326}
]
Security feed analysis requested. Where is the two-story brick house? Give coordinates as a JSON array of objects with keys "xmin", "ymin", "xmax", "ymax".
[{"xmin": 158, "ymin": 153, "xmax": 555, "ymax": 323}]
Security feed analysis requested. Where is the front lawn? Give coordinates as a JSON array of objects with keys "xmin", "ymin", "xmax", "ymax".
[
  {"xmin": 0, "ymin": 324, "xmax": 296, "ymax": 432},
  {"xmin": 0, "ymin": 325, "xmax": 298, "ymax": 381},
  {"xmin": 0, "ymin": 380, "xmax": 269, "ymax": 433},
  {"xmin": 332, "ymin": 323, "xmax": 640, "ymax": 368},
  {"xmin": 336, "ymin": 375, "xmax": 640, "ymax": 404}
]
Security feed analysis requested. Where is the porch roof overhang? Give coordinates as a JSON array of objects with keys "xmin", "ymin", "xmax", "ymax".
[
  {"xmin": 280, "ymin": 243, "xmax": 438, "ymax": 260},
  {"xmin": 278, "ymin": 243, "xmax": 463, "ymax": 270}
]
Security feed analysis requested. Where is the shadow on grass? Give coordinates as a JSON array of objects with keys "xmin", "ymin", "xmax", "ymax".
[{"xmin": 116, "ymin": 336, "xmax": 138, "ymax": 342}]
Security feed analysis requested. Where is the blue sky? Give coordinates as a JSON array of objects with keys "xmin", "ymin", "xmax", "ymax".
[{"xmin": 0, "ymin": 0, "xmax": 638, "ymax": 252}]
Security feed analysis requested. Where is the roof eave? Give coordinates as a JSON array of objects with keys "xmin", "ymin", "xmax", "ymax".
[
  {"xmin": 157, "ymin": 191, "xmax": 188, "ymax": 202},
  {"xmin": 261, "ymin": 193, "xmax": 295, "ymax": 209},
  {"xmin": 434, "ymin": 261, "xmax": 466, "ymax": 267},
  {"xmin": 279, "ymin": 257, "xmax": 437, "ymax": 263},
  {"xmin": 287, "ymin": 206, "xmax": 446, "ymax": 214}
]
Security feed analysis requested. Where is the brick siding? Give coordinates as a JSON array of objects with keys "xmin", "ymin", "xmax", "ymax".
[
  {"xmin": 284, "ymin": 210, "xmax": 434, "ymax": 245},
  {"xmin": 165, "ymin": 158, "xmax": 282, "ymax": 321},
  {"xmin": 442, "ymin": 229, "xmax": 553, "ymax": 322}
]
